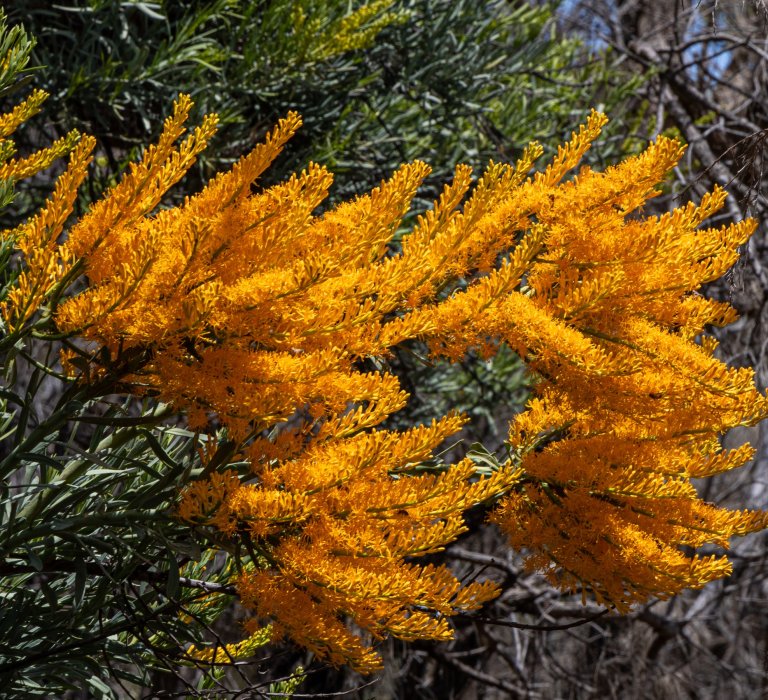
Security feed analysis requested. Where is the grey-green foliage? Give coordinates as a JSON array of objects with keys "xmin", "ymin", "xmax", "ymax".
[
  {"xmin": 0, "ymin": 347, "xmax": 240, "ymax": 696},
  {"xmin": 0, "ymin": 338, "xmax": 279, "ymax": 697},
  {"xmin": 4, "ymin": 1, "xmax": 640, "ymax": 207},
  {"xmin": 314, "ymin": 0, "xmax": 641, "ymax": 203},
  {"xmin": 2, "ymin": 0, "xmax": 406, "ymax": 218},
  {"xmin": 0, "ymin": 13, "xmax": 34, "ymax": 98}
]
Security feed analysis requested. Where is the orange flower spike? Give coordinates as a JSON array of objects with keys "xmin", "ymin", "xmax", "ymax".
[
  {"xmin": 537, "ymin": 109, "xmax": 608, "ymax": 188},
  {"xmin": 65, "ymin": 94, "xmax": 218, "ymax": 262},
  {"xmin": 0, "ymin": 88, "xmax": 48, "ymax": 140},
  {"xmin": 0, "ymin": 130, "xmax": 81, "ymax": 182}
]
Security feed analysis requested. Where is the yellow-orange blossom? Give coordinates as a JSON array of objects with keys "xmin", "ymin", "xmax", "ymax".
[{"xmin": 3, "ymin": 94, "xmax": 767, "ymax": 671}]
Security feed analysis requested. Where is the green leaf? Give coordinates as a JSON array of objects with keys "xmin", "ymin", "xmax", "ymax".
[
  {"xmin": 86, "ymin": 675, "xmax": 114, "ymax": 698},
  {"xmin": 39, "ymin": 578, "xmax": 57, "ymax": 609},
  {"xmin": 73, "ymin": 556, "xmax": 87, "ymax": 610},
  {"xmin": 166, "ymin": 551, "xmax": 180, "ymax": 599},
  {"xmin": 25, "ymin": 546, "xmax": 43, "ymax": 571}
]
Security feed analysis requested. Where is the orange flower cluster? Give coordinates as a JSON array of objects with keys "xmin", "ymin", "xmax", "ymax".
[
  {"xmin": 482, "ymin": 135, "xmax": 768, "ymax": 608},
  {"xmin": 4, "ymin": 95, "xmax": 767, "ymax": 669},
  {"xmin": 178, "ymin": 418, "xmax": 510, "ymax": 670}
]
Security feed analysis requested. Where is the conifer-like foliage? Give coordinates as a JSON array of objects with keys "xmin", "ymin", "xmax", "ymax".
[
  {"xmin": 3, "ymin": 0, "xmax": 634, "ymax": 214},
  {"xmin": 2, "ymin": 93, "xmax": 767, "ymax": 677}
]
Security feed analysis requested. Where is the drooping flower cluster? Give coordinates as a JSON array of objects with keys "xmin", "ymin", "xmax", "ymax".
[
  {"xmin": 3, "ymin": 94, "xmax": 767, "ymax": 670},
  {"xmin": 482, "ymin": 138, "xmax": 768, "ymax": 609}
]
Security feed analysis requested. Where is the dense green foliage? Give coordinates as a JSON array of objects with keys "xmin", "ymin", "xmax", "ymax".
[{"xmin": 5, "ymin": 1, "xmax": 638, "ymax": 206}]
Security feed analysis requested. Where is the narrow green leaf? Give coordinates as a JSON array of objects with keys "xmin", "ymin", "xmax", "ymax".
[
  {"xmin": 87, "ymin": 675, "xmax": 113, "ymax": 697},
  {"xmin": 39, "ymin": 579, "xmax": 57, "ymax": 609},
  {"xmin": 25, "ymin": 546, "xmax": 42, "ymax": 571},
  {"xmin": 74, "ymin": 556, "xmax": 87, "ymax": 610},
  {"xmin": 166, "ymin": 551, "xmax": 180, "ymax": 599}
]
